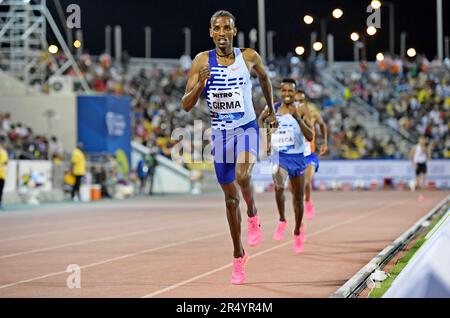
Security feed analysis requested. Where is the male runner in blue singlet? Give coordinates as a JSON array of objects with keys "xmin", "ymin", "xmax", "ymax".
[
  {"xmin": 259, "ymin": 79, "xmax": 313, "ymax": 253},
  {"xmin": 182, "ymin": 10, "xmax": 277, "ymax": 284}
]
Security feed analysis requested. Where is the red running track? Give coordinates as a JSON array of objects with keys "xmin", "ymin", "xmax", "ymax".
[{"xmin": 0, "ymin": 191, "xmax": 447, "ymax": 298}]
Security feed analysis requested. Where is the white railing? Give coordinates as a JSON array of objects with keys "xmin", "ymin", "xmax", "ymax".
[{"xmin": 383, "ymin": 204, "xmax": 450, "ymax": 298}]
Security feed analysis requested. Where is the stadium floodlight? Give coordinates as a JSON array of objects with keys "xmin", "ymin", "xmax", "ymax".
[
  {"xmin": 371, "ymin": 0, "xmax": 382, "ymax": 9},
  {"xmin": 313, "ymin": 42, "xmax": 323, "ymax": 51},
  {"xmin": 332, "ymin": 8, "xmax": 343, "ymax": 19},
  {"xmin": 350, "ymin": 32, "xmax": 360, "ymax": 42},
  {"xmin": 367, "ymin": 26, "xmax": 377, "ymax": 36},
  {"xmin": 295, "ymin": 46, "xmax": 305, "ymax": 56},
  {"xmin": 73, "ymin": 40, "xmax": 81, "ymax": 49},
  {"xmin": 48, "ymin": 45, "xmax": 59, "ymax": 54},
  {"xmin": 376, "ymin": 53, "xmax": 384, "ymax": 61},
  {"xmin": 407, "ymin": 48, "xmax": 417, "ymax": 57},
  {"xmin": 303, "ymin": 15, "xmax": 314, "ymax": 25}
]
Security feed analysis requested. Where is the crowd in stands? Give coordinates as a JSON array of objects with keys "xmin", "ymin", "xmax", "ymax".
[
  {"xmin": 5, "ymin": 50, "xmax": 449, "ymax": 164},
  {"xmin": 322, "ymin": 104, "xmax": 402, "ymax": 159},
  {"xmin": 0, "ymin": 113, "xmax": 64, "ymax": 161},
  {"xmin": 335, "ymin": 54, "xmax": 450, "ymax": 159}
]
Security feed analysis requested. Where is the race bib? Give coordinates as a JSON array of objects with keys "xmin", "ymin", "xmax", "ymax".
[
  {"xmin": 209, "ymin": 89, "xmax": 245, "ymax": 121},
  {"xmin": 272, "ymin": 127, "xmax": 295, "ymax": 152}
]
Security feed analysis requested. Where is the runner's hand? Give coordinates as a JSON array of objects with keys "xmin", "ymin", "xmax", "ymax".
[
  {"xmin": 267, "ymin": 109, "xmax": 278, "ymax": 129},
  {"xmin": 319, "ymin": 144, "xmax": 328, "ymax": 156},
  {"xmin": 260, "ymin": 106, "xmax": 271, "ymax": 122},
  {"xmin": 199, "ymin": 64, "xmax": 211, "ymax": 87},
  {"xmin": 288, "ymin": 105, "xmax": 297, "ymax": 116}
]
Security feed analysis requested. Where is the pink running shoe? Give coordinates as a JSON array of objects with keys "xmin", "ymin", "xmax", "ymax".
[
  {"xmin": 305, "ymin": 200, "xmax": 315, "ymax": 220},
  {"xmin": 293, "ymin": 233, "xmax": 304, "ymax": 253},
  {"xmin": 273, "ymin": 220, "xmax": 287, "ymax": 241},
  {"xmin": 248, "ymin": 215, "xmax": 263, "ymax": 247},
  {"xmin": 231, "ymin": 251, "xmax": 249, "ymax": 285},
  {"xmin": 300, "ymin": 223, "xmax": 306, "ymax": 242}
]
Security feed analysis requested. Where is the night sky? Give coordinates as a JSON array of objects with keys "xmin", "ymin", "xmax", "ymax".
[{"xmin": 47, "ymin": 0, "xmax": 450, "ymax": 61}]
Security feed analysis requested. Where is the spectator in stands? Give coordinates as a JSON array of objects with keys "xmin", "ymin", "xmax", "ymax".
[
  {"xmin": 1, "ymin": 113, "xmax": 11, "ymax": 132},
  {"xmin": 48, "ymin": 136, "xmax": 63, "ymax": 162},
  {"xmin": 70, "ymin": 143, "xmax": 86, "ymax": 202},
  {"xmin": 0, "ymin": 136, "xmax": 8, "ymax": 209}
]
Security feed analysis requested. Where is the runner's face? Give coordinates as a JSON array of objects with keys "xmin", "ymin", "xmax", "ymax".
[
  {"xmin": 210, "ymin": 17, "xmax": 237, "ymax": 50},
  {"xmin": 295, "ymin": 93, "xmax": 306, "ymax": 107},
  {"xmin": 281, "ymin": 83, "xmax": 296, "ymax": 105}
]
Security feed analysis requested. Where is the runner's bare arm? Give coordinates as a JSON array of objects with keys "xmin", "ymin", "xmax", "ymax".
[
  {"xmin": 299, "ymin": 103, "xmax": 311, "ymax": 119},
  {"xmin": 257, "ymin": 105, "xmax": 271, "ymax": 128},
  {"xmin": 257, "ymin": 105, "xmax": 273, "ymax": 156},
  {"xmin": 298, "ymin": 104, "xmax": 312, "ymax": 128},
  {"xmin": 182, "ymin": 52, "xmax": 210, "ymax": 112},
  {"xmin": 244, "ymin": 49, "xmax": 276, "ymax": 126},
  {"xmin": 292, "ymin": 111, "xmax": 313, "ymax": 142},
  {"xmin": 315, "ymin": 111, "xmax": 328, "ymax": 155}
]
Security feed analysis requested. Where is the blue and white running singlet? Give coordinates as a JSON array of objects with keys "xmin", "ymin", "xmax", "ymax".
[
  {"xmin": 204, "ymin": 48, "xmax": 259, "ymax": 184},
  {"xmin": 205, "ymin": 48, "xmax": 256, "ymax": 130},
  {"xmin": 272, "ymin": 103, "xmax": 305, "ymax": 155},
  {"xmin": 271, "ymin": 103, "xmax": 306, "ymax": 177}
]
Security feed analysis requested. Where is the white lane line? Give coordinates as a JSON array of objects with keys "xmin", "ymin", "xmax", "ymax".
[
  {"xmin": 0, "ymin": 218, "xmax": 216, "ymax": 260},
  {"xmin": 0, "ymin": 207, "xmax": 215, "ymax": 243},
  {"xmin": 0, "ymin": 218, "xmax": 153, "ymax": 243},
  {"xmin": 0, "ymin": 202, "xmax": 221, "ymax": 234},
  {"xmin": 141, "ymin": 200, "xmax": 409, "ymax": 298},
  {"xmin": 0, "ymin": 231, "xmax": 225, "ymax": 290}
]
